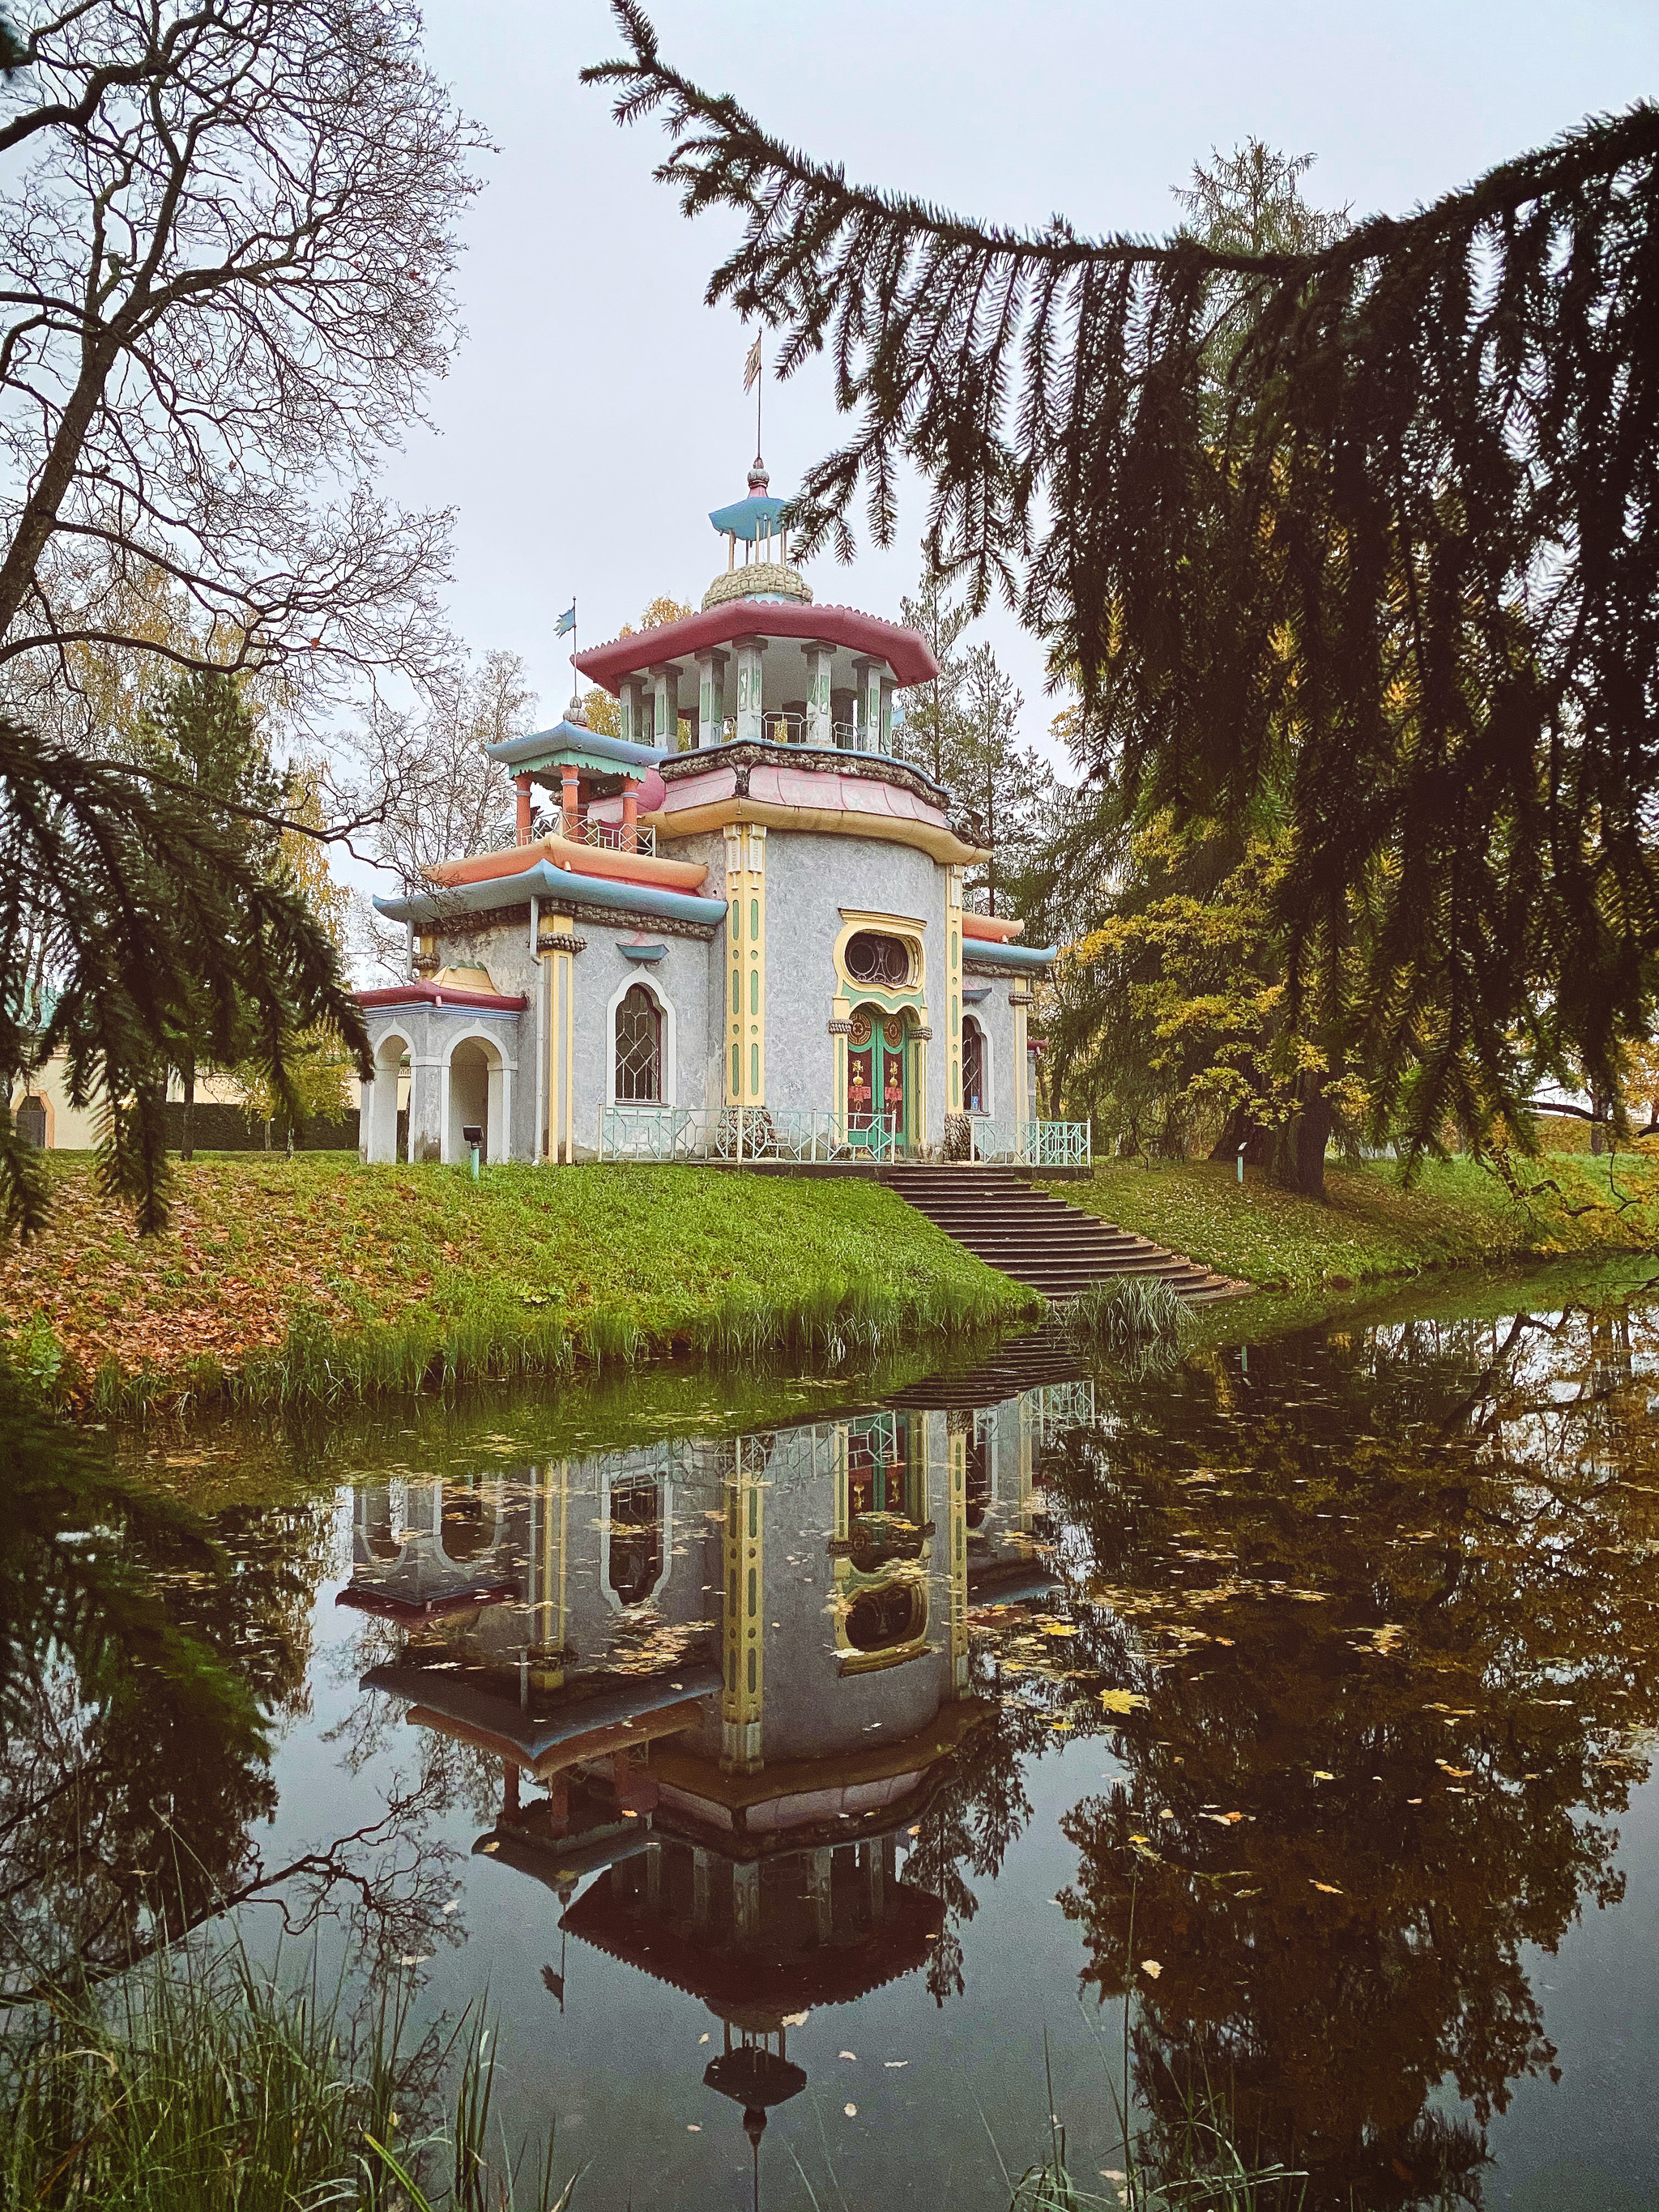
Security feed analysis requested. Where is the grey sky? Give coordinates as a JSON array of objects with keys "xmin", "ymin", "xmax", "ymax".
[{"xmin": 376, "ymin": 0, "xmax": 1658, "ymax": 806}]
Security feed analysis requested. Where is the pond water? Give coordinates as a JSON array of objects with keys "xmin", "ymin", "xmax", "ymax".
[{"xmin": 8, "ymin": 1268, "xmax": 1659, "ymax": 2210}]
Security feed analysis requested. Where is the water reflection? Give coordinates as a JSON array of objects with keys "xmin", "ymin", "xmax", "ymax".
[{"xmin": 9, "ymin": 1284, "xmax": 1659, "ymax": 2205}]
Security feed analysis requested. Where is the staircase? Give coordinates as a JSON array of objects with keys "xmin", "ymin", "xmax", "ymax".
[{"xmin": 879, "ymin": 1165, "xmax": 1248, "ymax": 1305}]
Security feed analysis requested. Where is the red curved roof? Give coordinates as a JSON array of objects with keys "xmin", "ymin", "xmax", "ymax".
[{"xmin": 574, "ymin": 602, "xmax": 939, "ymax": 693}]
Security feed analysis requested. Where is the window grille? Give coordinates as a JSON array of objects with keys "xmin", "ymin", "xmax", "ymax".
[{"xmin": 615, "ymin": 983, "xmax": 662, "ymax": 1102}]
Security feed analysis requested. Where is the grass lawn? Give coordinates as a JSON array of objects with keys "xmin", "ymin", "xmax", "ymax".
[
  {"xmin": 0, "ymin": 1154, "xmax": 1038, "ymax": 1415},
  {"xmin": 1057, "ymin": 1149, "xmax": 1659, "ymax": 1296}
]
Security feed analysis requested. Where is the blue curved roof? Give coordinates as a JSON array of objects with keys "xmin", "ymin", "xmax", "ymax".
[{"xmin": 708, "ymin": 491, "xmax": 789, "ymax": 543}]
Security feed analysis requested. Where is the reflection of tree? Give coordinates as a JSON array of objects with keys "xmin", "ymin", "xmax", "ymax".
[
  {"xmin": 902, "ymin": 1653, "xmax": 1068, "ymax": 2004},
  {"xmin": 0, "ymin": 1387, "xmax": 458, "ymax": 1997},
  {"xmin": 1038, "ymin": 1303, "xmax": 1659, "ymax": 2209}
]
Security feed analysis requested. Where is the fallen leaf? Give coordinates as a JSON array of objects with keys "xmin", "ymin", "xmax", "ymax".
[
  {"xmin": 1436, "ymin": 1762, "xmax": 1474, "ymax": 1779},
  {"xmin": 1311, "ymin": 1881, "xmax": 1344, "ymax": 1894},
  {"xmin": 843, "ymin": 2103, "xmax": 858, "ymax": 2118},
  {"xmin": 1141, "ymin": 1959, "xmax": 1162, "ymax": 1979},
  {"xmin": 839, "ymin": 2051, "xmax": 857, "ymax": 2061},
  {"xmin": 1100, "ymin": 1689, "xmax": 1149, "ymax": 1714},
  {"xmin": 699, "ymin": 2034, "xmax": 710, "ymax": 2045},
  {"xmin": 885, "ymin": 2061, "xmax": 909, "ymax": 2069},
  {"xmin": 782, "ymin": 2010, "xmax": 810, "ymax": 2027},
  {"xmin": 1313, "ymin": 1771, "xmax": 1334, "ymax": 1781},
  {"xmin": 686, "ymin": 2123, "xmax": 701, "ymax": 2133}
]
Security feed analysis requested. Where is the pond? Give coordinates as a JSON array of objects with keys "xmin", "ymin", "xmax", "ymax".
[{"xmin": 6, "ymin": 1266, "xmax": 1659, "ymax": 2210}]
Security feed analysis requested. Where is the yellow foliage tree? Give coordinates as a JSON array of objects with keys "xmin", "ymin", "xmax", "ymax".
[{"xmin": 580, "ymin": 596, "xmax": 694, "ymax": 739}]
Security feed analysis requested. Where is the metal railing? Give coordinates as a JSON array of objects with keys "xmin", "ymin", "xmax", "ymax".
[
  {"xmin": 599, "ymin": 1105, "xmax": 903, "ymax": 1163},
  {"xmin": 970, "ymin": 1119, "xmax": 1093, "ymax": 1168},
  {"xmin": 579, "ymin": 816, "xmax": 655, "ymax": 857}
]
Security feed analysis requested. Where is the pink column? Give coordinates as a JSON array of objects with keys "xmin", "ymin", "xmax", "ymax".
[
  {"xmin": 514, "ymin": 774, "xmax": 531, "ymax": 845},
  {"xmin": 621, "ymin": 777, "xmax": 639, "ymax": 850},
  {"xmin": 561, "ymin": 765, "xmax": 579, "ymax": 841}
]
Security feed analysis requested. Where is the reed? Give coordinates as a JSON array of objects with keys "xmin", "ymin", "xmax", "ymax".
[
  {"xmin": 1062, "ymin": 1276, "xmax": 1189, "ymax": 1351},
  {"xmin": 0, "ymin": 1940, "xmax": 574, "ymax": 2211}
]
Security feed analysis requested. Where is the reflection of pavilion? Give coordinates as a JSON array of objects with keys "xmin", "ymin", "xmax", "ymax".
[{"xmin": 339, "ymin": 1357, "xmax": 1088, "ymax": 2177}]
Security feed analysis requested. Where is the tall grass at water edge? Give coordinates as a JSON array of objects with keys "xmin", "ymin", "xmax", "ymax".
[
  {"xmin": 0, "ymin": 1940, "xmax": 574, "ymax": 2211},
  {"xmin": 1061, "ymin": 1276, "xmax": 1190, "ymax": 1354}
]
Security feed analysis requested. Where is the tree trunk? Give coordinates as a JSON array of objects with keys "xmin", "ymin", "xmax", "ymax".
[
  {"xmin": 1277, "ymin": 1072, "xmax": 1335, "ymax": 1201},
  {"xmin": 1209, "ymin": 1105, "xmax": 1273, "ymax": 1170},
  {"xmin": 1590, "ymin": 1085, "xmax": 1606, "ymax": 1155},
  {"xmin": 181, "ymin": 1068, "xmax": 195, "ymax": 1163}
]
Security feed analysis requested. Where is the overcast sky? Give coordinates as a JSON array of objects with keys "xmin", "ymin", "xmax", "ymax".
[{"xmin": 369, "ymin": 0, "xmax": 1659, "ymax": 822}]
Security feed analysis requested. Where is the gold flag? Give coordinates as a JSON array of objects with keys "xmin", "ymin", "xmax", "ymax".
[{"xmin": 743, "ymin": 333, "xmax": 762, "ymax": 392}]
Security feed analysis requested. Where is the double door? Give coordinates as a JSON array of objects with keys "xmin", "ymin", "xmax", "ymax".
[{"xmin": 847, "ymin": 1007, "xmax": 908, "ymax": 1149}]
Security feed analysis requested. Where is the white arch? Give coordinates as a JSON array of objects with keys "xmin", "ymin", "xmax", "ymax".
[
  {"xmin": 962, "ymin": 1012, "xmax": 992, "ymax": 1117},
  {"xmin": 605, "ymin": 970, "xmax": 677, "ymax": 1106},
  {"xmin": 441, "ymin": 1025, "xmax": 514, "ymax": 1165},
  {"xmin": 362, "ymin": 1026, "xmax": 416, "ymax": 1164},
  {"xmin": 599, "ymin": 1452, "xmax": 675, "ymax": 1613}
]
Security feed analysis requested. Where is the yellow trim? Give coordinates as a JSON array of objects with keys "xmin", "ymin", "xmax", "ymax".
[
  {"xmin": 723, "ymin": 824, "xmax": 766, "ymax": 1107},
  {"xmin": 949, "ymin": 1424, "xmax": 970, "ymax": 1695},
  {"xmin": 832, "ymin": 910, "xmax": 926, "ymax": 1000},
  {"xmin": 722, "ymin": 1440, "xmax": 765, "ymax": 1774},
  {"xmin": 830, "ymin": 1416, "xmax": 932, "ymax": 1673},
  {"xmin": 648, "ymin": 796, "xmax": 986, "ymax": 868}
]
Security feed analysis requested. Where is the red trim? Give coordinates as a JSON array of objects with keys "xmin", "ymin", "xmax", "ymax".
[
  {"xmin": 574, "ymin": 602, "xmax": 939, "ymax": 693},
  {"xmin": 356, "ymin": 983, "xmax": 527, "ymax": 1012}
]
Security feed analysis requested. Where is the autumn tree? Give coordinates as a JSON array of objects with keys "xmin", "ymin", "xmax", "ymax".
[
  {"xmin": 0, "ymin": 0, "xmax": 484, "ymax": 1233},
  {"xmin": 580, "ymin": 595, "xmax": 694, "ymax": 736}
]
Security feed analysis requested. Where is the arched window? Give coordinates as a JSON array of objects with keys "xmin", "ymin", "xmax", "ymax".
[
  {"xmin": 962, "ymin": 1018, "xmax": 986, "ymax": 1115},
  {"xmin": 844, "ymin": 931, "xmax": 913, "ymax": 987},
  {"xmin": 615, "ymin": 983, "xmax": 663, "ymax": 1102}
]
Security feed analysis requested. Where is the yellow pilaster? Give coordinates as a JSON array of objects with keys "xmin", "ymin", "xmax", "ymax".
[
  {"xmin": 539, "ymin": 916, "xmax": 578, "ymax": 1161},
  {"xmin": 723, "ymin": 825, "xmax": 766, "ymax": 1107},
  {"xmin": 722, "ymin": 1437, "xmax": 765, "ymax": 1772},
  {"xmin": 529, "ymin": 1460, "xmax": 569, "ymax": 1690},
  {"xmin": 948, "ymin": 1421, "xmax": 969, "ymax": 1695}
]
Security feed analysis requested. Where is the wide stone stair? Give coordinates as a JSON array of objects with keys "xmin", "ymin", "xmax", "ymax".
[{"xmin": 879, "ymin": 1165, "xmax": 1248, "ymax": 1305}]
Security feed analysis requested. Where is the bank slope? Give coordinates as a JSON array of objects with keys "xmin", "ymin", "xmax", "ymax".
[
  {"xmin": 0, "ymin": 1157, "xmax": 1040, "ymax": 1414},
  {"xmin": 1056, "ymin": 1154, "xmax": 1659, "ymax": 1298}
]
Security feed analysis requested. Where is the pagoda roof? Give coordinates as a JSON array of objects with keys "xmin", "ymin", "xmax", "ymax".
[
  {"xmin": 575, "ymin": 601, "xmax": 939, "ymax": 693},
  {"xmin": 487, "ymin": 720, "xmax": 664, "ymax": 778},
  {"xmin": 708, "ymin": 489, "xmax": 790, "ymax": 543}
]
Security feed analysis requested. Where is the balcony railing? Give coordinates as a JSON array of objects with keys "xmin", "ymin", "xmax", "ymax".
[
  {"xmin": 579, "ymin": 816, "xmax": 655, "ymax": 857},
  {"xmin": 595, "ymin": 1105, "xmax": 1090, "ymax": 1167}
]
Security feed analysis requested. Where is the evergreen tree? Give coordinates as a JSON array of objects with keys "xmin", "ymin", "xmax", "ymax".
[
  {"xmin": 898, "ymin": 563, "xmax": 971, "ymax": 788},
  {"xmin": 589, "ymin": 11, "xmax": 1659, "ymax": 1161}
]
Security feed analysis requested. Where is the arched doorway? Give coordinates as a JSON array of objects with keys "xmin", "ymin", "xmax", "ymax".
[
  {"xmin": 445, "ymin": 1034, "xmax": 505, "ymax": 1164},
  {"xmin": 15, "ymin": 1094, "xmax": 48, "ymax": 1149},
  {"xmin": 365, "ymin": 1034, "xmax": 410, "ymax": 1164},
  {"xmin": 846, "ymin": 1007, "xmax": 913, "ymax": 1150}
]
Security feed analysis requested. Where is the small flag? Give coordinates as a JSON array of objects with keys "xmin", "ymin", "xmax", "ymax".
[
  {"xmin": 554, "ymin": 603, "xmax": 575, "ymax": 637},
  {"xmin": 743, "ymin": 333, "xmax": 762, "ymax": 392}
]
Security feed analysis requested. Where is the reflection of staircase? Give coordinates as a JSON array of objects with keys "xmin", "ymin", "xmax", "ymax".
[{"xmin": 879, "ymin": 1166, "xmax": 1248, "ymax": 1304}]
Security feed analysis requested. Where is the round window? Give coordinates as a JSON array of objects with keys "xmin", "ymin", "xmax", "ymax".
[{"xmin": 844, "ymin": 931, "xmax": 911, "ymax": 987}]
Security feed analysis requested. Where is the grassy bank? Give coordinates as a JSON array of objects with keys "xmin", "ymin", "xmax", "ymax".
[
  {"xmin": 1058, "ymin": 1149, "xmax": 1659, "ymax": 1297},
  {"xmin": 0, "ymin": 1155, "xmax": 1038, "ymax": 1417}
]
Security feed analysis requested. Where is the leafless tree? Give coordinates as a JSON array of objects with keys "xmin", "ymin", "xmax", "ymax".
[{"xmin": 0, "ymin": 0, "xmax": 486, "ymax": 713}]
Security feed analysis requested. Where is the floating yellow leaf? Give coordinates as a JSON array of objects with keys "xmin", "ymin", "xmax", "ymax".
[
  {"xmin": 1436, "ymin": 1762, "xmax": 1474, "ymax": 1778},
  {"xmin": 1100, "ymin": 1689, "xmax": 1149, "ymax": 1714},
  {"xmin": 1140, "ymin": 1959, "xmax": 1162, "ymax": 1979},
  {"xmin": 1311, "ymin": 1881, "xmax": 1344, "ymax": 1894},
  {"xmin": 1312, "ymin": 1770, "xmax": 1334, "ymax": 1781}
]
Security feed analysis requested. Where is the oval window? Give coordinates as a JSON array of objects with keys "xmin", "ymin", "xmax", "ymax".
[
  {"xmin": 845, "ymin": 931, "xmax": 911, "ymax": 987},
  {"xmin": 844, "ymin": 1580, "xmax": 921, "ymax": 1652}
]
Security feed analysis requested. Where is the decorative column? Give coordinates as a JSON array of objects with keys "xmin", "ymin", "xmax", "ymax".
[
  {"xmin": 618, "ymin": 676, "xmax": 646, "ymax": 748},
  {"xmin": 407, "ymin": 1044, "xmax": 443, "ymax": 1165},
  {"xmin": 878, "ymin": 670, "xmax": 896, "ymax": 756},
  {"xmin": 1011, "ymin": 987, "xmax": 1031, "ymax": 1153},
  {"xmin": 851, "ymin": 657, "xmax": 888, "ymax": 754},
  {"xmin": 538, "ymin": 914, "xmax": 581, "ymax": 1163},
  {"xmin": 723, "ymin": 824, "xmax": 766, "ymax": 1111},
  {"xmin": 946, "ymin": 866, "xmax": 963, "ymax": 1116},
  {"xmin": 947, "ymin": 1411, "xmax": 970, "ymax": 1695},
  {"xmin": 621, "ymin": 776, "xmax": 639, "ymax": 850},
  {"xmin": 514, "ymin": 774, "xmax": 532, "ymax": 844},
  {"xmin": 560, "ymin": 765, "xmax": 579, "ymax": 842},
  {"xmin": 803, "ymin": 642, "xmax": 836, "ymax": 748},
  {"xmin": 733, "ymin": 637, "xmax": 766, "ymax": 745},
  {"xmin": 695, "ymin": 647, "xmax": 727, "ymax": 748},
  {"xmin": 650, "ymin": 663, "xmax": 681, "ymax": 752},
  {"xmin": 721, "ymin": 1437, "xmax": 765, "ymax": 1775},
  {"xmin": 830, "ymin": 687, "xmax": 855, "ymax": 750}
]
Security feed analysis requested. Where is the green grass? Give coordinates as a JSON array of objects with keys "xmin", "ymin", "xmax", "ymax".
[
  {"xmin": 1, "ymin": 1156, "xmax": 1039, "ymax": 1417},
  {"xmin": 1051, "ymin": 1149, "xmax": 1659, "ymax": 1297}
]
